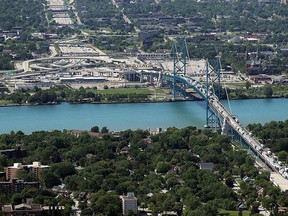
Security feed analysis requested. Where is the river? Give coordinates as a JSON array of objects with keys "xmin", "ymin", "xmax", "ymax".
[{"xmin": 1, "ymin": 98, "xmax": 288, "ymax": 134}]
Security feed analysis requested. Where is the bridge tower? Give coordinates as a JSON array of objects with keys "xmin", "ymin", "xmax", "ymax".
[
  {"xmin": 205, "ymin": 59, "xmax": 221, "ymax": 129},
  {"xmin": 172, "ymin": 38, "xmax": 188, "ymax": 99}
]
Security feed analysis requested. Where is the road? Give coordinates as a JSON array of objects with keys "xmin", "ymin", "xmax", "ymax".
[
  {"xmin": 111, "ymin": 0, "xmax": 140, "ymax": 33},
  {"xmin": 47, "ymin": 0, "xmax": 73, "ymax": 25},
  {"xmin": 70, "ymin": 0, "xmax": 82, "ymax": 25}
]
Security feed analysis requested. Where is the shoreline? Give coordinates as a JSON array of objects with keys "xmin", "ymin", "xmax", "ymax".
[
  {"xmin": 0, "ymin": 98, "xmax": 196, "ymax": 107},
  {"xmin": 0, "ymin": 95, "xmax": 287, "ymax": 107},
  {"xmin": 0, "ymin": 96, "xmax": 287, "ymax": 108}
]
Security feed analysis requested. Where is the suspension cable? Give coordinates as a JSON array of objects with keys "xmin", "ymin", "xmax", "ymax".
[{"xmin": 219, "ymin": 58, "xmax": 232, "ymax": 114}]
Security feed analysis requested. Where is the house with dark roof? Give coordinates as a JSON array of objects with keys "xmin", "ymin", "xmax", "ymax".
[
  {"xmin": 2, "ymin": 203, "xmax": 43, "ymax": 216},
  {"xmin": 199, "ymin": 162, "xmax": 214, "ymax": 171}
]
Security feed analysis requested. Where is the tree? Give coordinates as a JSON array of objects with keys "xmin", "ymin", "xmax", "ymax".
[
  {"xmin": 92, "ymin": 193, "xmax": 122, "ymax": 216},
  {"xmin": 91, "ymin": 126, "xmax": 99, "ymax": 133},
  {"xmin": 156, "ymin": 162, "xmax": 171, "ymax": 173},
  {"xmin": 278, "ymin": 150, "xmax": 288, "ymax": 162},
  {"xmin": 51, "ymin": 162, "xmax": 76, "ymax": 179},
  {"xmin": 245, "ymin": 81, "xmax": 251, "ymax": 90},
  {"xmin": 81, "ymin": 208, "xmax": 93, "ymax": 215},
  {"xmin": 101, "ymin": 126, "xmax": 109, "ymax": 134},
  {"xmin": 11, "ymin": 193, "xmax": 22, "ymax": 205},
  {"xmin": 42, "ymin": 171, "xmax": 61, "ymax": 188},
  {"xmin": 263, "ymin": 85, "xmax": 273, "ymax": 98},
  {"xmin": 0, "ymin": 154, "xmax": 8, "ymax": 168},
  {"xmin": 225, "ymin": 177, "xmax": 234, "ymax": 188},
  {"xmin": 250, "ymin": 201, "xmax": 260, "ymax": 214}
]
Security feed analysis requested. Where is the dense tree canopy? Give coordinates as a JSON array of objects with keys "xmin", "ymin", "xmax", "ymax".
[
  {"xmin": 0, "ymin": 0, "xmax": 47, "ymax": 31},
  {"xmin": 0, "ymin": 125, "xmax": 283, "ymax": 215}
]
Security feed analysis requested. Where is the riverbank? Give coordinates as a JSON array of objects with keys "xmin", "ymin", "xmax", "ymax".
[
  {"xmin": 0, "ymin": 95, "xmax": 285, "ymax": 107},
  {"xmin": 1, "ymin": 84, "xmax": 288, "ymax": 107},
  {"xmin": 0, "ymin": 98, "xmax": 195, "ymax": 107},
  {"xmin": 0, "ymin": 101, "xmax": 60, "ymax": 107},
  {"xmin": 0, "ymin": 93, "xmax": 285, "ymax": 107},
  {"xmin": 227, "ymin": 84, "xmax": 288, "ymax": 100}
]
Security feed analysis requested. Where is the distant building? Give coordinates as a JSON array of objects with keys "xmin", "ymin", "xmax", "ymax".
[
  {"xmin": 137, "ymin": 53, "xmax": 170, "ymax": 61},
  {"xmin": 138, "ymin": 31, "xmax": 158, "ymax": 41},
  {"xmin": 59, "ymin": 77, "xmax": 106, "ymax": 83},
  {"xmin": 228, "ymin": 36, "xmax": 242, "ymax": 43},
  {"xmin": 0, "ymin": 179, "xmax": 39, "ymax": 194},
  {"xmin": 14, "ymin": 82, "xmax": 55, "ymax": 91},
  {"xmin": 249, "ymin": 74, "xmax": 273, "ymax": 84},
  {"xmin": 5, "ymin": 162, "xmax": 49, "ymax": 181},
  {"xmin": 196, "ymin": 34, "xmax": 218, "ymax": 42},
  {"xmin": 28, "ymin": 162, "xmax": 49, "ymax": 180},
  {"xmin": 5, "ymin": 163, "xmax": 23, "ymax": 180},
  {"xmin": 258, "ymin": 0, "xmax": 273, "ymax": 4},
  {"xmin": 69, "ymin": 130, "xmax": 102, "ymax": 138},
  {"xmin": 120, "ymin": 192, "xmax": 137, "ymax": 215},
  {"xmin": 278, "ymin": 206, "xmax": 288, "ymax": 214},
  {"xmin": 138, "ymin": 31, "xmax": 158, "ymax": 47},
  {"xmin": 2, "ymin": 203, "xmax": 43, "ymax": 216},
  {"xmin": 0, "ymin": 146, "xmax": 27, "ymax": 159},
  {"xmin": 43, "ymin": 33, "xmax": 59, "ymax": 40},
  {"xmin": 281, "ymin": 0, "xmax": 287, "ymax": 4},
  {"xmin": 2, "ymin": 199, "xmax": 77, "ymax": 216}
]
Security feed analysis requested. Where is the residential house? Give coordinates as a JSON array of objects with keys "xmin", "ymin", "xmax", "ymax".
[
  {"xmin": 2, "ymin": 203, "xmax": 43, "ymax": 216},
  {"xmin": 199, "ymin": 162, "xmax": 214, "ymax": 171}
]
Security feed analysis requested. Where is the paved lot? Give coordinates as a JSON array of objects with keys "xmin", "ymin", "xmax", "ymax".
[
  {"xmin": 270, "ymin": 172, "xmax": 288, "ymax": 191},
  {"xmin": 47, "ymin": 0, "xmax": 73, "ymax": 25},
  {"xmin": 59, "ymin": 45, "xmax": 98, "ymax": 54}
]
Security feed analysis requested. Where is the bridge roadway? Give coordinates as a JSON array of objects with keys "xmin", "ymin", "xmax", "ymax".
[
  {"xmin": 208, "ymin": 94, "xmax": 288, "ymax": 189},
  {"xmin": 170, "ymin": 74, "xmax": 288, "ymax": 189}
]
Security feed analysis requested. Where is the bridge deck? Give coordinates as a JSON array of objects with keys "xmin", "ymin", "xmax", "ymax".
[{"xmin": 176, "ymin": 75, "xmax": 288, "ymax": 190}]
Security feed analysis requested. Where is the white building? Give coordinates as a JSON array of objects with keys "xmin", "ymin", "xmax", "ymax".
[{"xmin": 120, "ymin": 192, "xmax": 137, "ymax": 215}]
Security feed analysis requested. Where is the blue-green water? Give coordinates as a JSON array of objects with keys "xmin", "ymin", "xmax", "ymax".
[{"xmin": 1, "ymin": 98, "xmax": 288, "ymax": 134}]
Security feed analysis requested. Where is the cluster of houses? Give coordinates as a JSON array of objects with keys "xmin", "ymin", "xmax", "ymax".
[{"xmin": 0, "ymin": 28, "xmax": 22, "ymax": 41}]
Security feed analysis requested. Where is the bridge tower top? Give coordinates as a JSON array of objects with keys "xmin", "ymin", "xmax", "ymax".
[
  {"xmin": 172, "ymin": 38, "xmax": 188, "ymax": 99},
  {"xmin": 172, "ymin": 38, "xmax": 188, "ymax": 77},
  {"xmin": 206, "ymin": 59, "xmax": 221, "ymax": 99}
]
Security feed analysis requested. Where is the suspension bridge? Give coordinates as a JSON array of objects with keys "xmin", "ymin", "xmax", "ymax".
[{"xmin": 164, "ymin": 38, "xmax": 288, "ymax": 190}]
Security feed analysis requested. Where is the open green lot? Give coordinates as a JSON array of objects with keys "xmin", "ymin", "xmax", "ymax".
[
  {"xmin": 224, "ymin": 82, "xmax": 246, "ymax": 87},
  {"xmin": 93, "ymin": 88, "xmax": 165, "ymax": 95},
  {"xmin": 218, "ymin": 210, "xmax": 250, "ymax": 216},
  {"xmin": 0, "ymin": 100, "xmax": 13, "ymax": 105}
]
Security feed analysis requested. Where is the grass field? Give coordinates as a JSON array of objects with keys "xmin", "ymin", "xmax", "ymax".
[
  {"xmin": 218, "ymin": 210, "xmax": 250, "ymax": 216},
  {"xmin": 0, "ymin": 100, "xmax": 12, "ymax": 105},
  {"xmin": 224, "ymin": 82, "xmax": 246, "ymax": 87},
  {"xmin": 93, "ymin": 88, "xmax": 165, "ymax": 95}
]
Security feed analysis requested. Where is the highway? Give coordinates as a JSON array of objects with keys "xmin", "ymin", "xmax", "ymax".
[{"xmin": 20, "ymin": 55, "xmax": 114, "ymax": 73}]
